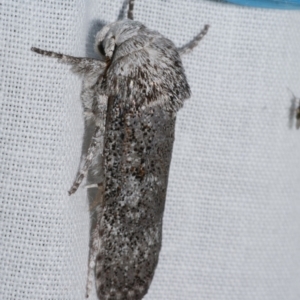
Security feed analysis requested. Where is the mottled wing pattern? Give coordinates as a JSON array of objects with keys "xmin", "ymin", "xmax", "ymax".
[
  {"xmin": 96, "ymin": 104, "xmax": 175, "ymax": 299},
  {"xmin": 94, "ymin": 21, "xmax": 190, "ymax": 299}
]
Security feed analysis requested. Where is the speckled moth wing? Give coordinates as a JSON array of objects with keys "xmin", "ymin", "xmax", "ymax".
[
  {"xmin": 94, "ymin": 20, "xmax": 190, "ymax": 299},
  {"xmin": 97, "ymin": 104, "xmax": 175, "ymax": 298}
]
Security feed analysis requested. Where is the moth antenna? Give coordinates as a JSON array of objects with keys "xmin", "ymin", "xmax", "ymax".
[
  {"xmin": 178, "ymin": 24, "xmax": 210, "ymax": 56},
  {"xmin": 127, "ymin": 0, "xmax": 135, "ymax": 20}
]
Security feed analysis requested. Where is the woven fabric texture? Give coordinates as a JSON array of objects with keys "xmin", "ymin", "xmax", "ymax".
[{"xmin": 1, "ymin": 0, "xmax": 300, "ymax": 299}]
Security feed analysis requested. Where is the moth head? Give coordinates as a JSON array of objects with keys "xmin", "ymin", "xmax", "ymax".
[
  {"xmin": 94, "ymin": 20, "xmax": 143, "ymax": 60},
  {"xmin": 95, "ymin": 26, "xmax": 116, "ymax": 60}
]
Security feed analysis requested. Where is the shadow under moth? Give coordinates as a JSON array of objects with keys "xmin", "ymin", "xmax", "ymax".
[{"xmin": 31, "ymin": 0, "xmax": 209, "ymax": 299}]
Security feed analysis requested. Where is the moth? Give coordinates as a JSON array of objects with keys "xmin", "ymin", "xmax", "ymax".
[
  {"xmin": 296, "ymin": 105, "xmax": 300, "ymax": 129},
  {"xmin": 288, "ymin": 89, "xmax": 300, "ymax": 129},
  {"xmin": 31, "ymin": 1, "xmax": 209, "ymax": 299}
]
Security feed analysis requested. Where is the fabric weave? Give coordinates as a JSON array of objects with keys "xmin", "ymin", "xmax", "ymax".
[{"xmin": 1, "ymin": 0, "xmax": 300, "ymax": 299}]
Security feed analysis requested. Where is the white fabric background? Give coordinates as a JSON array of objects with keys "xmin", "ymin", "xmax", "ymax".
[{"xmin": 1, "ymin": 0, "xmax": 300, "ymax": 299}]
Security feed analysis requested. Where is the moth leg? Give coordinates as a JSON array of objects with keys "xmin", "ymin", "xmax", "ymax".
[
  {"xmin": 86, "ymin": 186, "xmax": 104, "ymax": 298},
  {"xmin": 68, "ymin": 126, "xmax": 102, "ymax": 195},
  {"xmin": 87, "ymin": 183, "xmax": 105, "ymax": 211},
  {"xmin": 127, "ymin": 0, "xmax": 135, "ymax": 20},
  {"xmin": 31, "ymin": 47, "xmax": 105, "ymax": 74},
  {"xmin": 81, "ymin": 91, "xmax": 108, "ymax": 130},
  {"xmin": 177, "ymin": 24, "xmax": 210, "ymax": 56},
  {"xmin": 86, "ymin": 223, "xmax": 100, "ymax": 298},
  {"xmin": 85, "ymin": 184, "xmax": 99, "ymax": 189}
]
